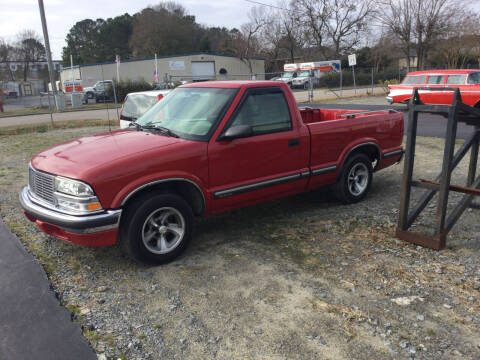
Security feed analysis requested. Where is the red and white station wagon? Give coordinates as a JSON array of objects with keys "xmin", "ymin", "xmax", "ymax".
[{"xmin": 387, "ymin": 69, "xmax": 480, "ymax": 107}]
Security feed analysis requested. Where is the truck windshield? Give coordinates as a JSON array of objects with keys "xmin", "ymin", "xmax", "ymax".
[
  {"xmin": 282, "ymin": 72, "xmax": 295, "ymax": 78},
  {"xmin": 135, "ymin": 87, "xmax": 237, "ymax": 141},
  {"xmin": 297, "ymin": 71, "xmax": 311, "ymax": 77}
]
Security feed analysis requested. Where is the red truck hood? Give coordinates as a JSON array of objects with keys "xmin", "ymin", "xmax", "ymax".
[{"xmin": 31, "ymin": 129, "xmax": 182, "ymax": 179}]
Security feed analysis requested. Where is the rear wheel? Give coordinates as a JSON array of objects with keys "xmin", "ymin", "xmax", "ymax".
[
  {"xmin": 335, "ymin": 153, "xmax": 373, "ymax": 204},
  {"xmin": 120, "ymin": 193, "xmax": 193, "ymax": 265}
]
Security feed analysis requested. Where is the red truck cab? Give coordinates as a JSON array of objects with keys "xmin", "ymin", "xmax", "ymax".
[
  {"xmin": 21, "ymin": 81, "xmax": 404, "ymax": 264},
  {"xmin": 387, "ymin": 69, "xmax": 480, "ymax": 106}
]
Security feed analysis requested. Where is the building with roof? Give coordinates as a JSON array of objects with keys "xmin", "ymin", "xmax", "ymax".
[{"xmin": 60, "ymin": 53, "xmax": 265, "ymax": 89}]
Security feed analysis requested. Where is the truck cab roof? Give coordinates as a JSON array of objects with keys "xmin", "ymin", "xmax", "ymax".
[{"xmin": 180, "ymin": 80, "xmax": 287, "ymax": 89}]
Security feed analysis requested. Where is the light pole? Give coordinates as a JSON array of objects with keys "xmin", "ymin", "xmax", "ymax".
[{"xmin": 38, "ymin": 0, "xmax": 58, "ymax": 114}]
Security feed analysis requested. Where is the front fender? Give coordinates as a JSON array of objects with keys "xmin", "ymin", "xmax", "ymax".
[{"xmin": 110, "ymin": 171, "xmax": 208, "ymax": 209}]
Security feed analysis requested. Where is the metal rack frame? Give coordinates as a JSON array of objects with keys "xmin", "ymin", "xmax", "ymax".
[{"xmin": 396, "ymin": 87, "xmax": 480, "ymax": 249}]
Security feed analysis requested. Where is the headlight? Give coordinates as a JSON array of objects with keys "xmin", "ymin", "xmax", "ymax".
[
  {"xmin": 55, "ymin": 176, "xmax": 94, "ymax": 197},
  {"xmin": 54, "ymin": 177, "xmax": 102, "ymax": 214}
]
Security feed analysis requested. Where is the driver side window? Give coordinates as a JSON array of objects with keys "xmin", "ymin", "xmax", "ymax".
[{"xmin": 230, "ymin": 90, "xmax": 292, "ymax": 136}]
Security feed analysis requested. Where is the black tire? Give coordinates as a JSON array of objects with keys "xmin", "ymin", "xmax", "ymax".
[
  {"xmin": 334, "ymin": 153, "xmax": 373, "ymax": 204},
  {"xmin": 87, "ymin": 92, "xmax": 94, "ymax": 99},
  {"xmin": 120, "ymin": 193, "xmax": 194, "ymax": 265}
]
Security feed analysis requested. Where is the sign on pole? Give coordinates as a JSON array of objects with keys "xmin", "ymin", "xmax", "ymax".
[
  {"xmin": 348, "ymin": 54, "xmax": 357, "ymax": 94},
  {"xmin": 348, "ymin": 54, "xmax": 357, "ymax": 67}
]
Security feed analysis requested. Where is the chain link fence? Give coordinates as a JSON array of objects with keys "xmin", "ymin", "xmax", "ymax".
[{"xmin": 3, "ymin": 63, "xmax": 479, "ymax": 117}]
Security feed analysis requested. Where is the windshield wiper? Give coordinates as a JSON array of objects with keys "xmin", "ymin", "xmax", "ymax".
[
  {"xmin": 134, "ymin": 123, "xmax": 179, "ymax": 138},
  {"xmin": 154, "ymin": 126, "xmax": 180, "ymax": 138},
  {"xmin": 128, "ymin": 122, "xmax": 142, "ymax": 130}
]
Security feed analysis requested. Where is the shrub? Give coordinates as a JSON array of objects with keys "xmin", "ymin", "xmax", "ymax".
[
  {"xmin": 317, "ymin": 69, "xmax": 400, "ymax": 89},
  {"xmin": 378, "ymin": 79, "xmax": 400, "ymax": 92},
  {"xmin": 106, "ymin": 79, "xmax": 154, "ymax": 103}
]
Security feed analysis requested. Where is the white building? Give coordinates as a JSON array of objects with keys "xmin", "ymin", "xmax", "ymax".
[{"xmin": 60, "ymin": 53, "xmax": 265, "ymax": 88}]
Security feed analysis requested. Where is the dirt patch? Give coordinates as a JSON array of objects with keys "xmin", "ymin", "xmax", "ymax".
[{"xmin": 0, "ymin": 127, "xmax": 479, "ymax": 360}]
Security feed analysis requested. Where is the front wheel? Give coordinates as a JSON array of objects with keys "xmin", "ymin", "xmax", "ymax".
[
  {"xmin": 120, "ymin": 193, "xmax": 194, "ymax": 265},
  {"xmin": 334, "ymin": 153, "xmax": 373, "ymax": 204}
]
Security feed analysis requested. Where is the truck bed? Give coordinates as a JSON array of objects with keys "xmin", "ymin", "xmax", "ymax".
[
  {"xmin": 298, "ymin": 106, "xmax": 405, "ymax": 190},
  {"xmin": 299, "ymin": 107, "xmax": 395, "ymax": 123}
]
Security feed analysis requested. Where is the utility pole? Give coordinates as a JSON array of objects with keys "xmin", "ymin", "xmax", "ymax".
[{"xmin": 38, "ymin": 0, "xmax": 58, "ymax": 112}]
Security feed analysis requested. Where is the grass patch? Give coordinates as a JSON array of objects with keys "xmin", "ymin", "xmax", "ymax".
[
  {"xmin": 84, "ymin": 330, "xmax": 101, "ymax": 342},
  {"xmin": 311, "ymin": 91, "xmax": 387, "ymax": 104},
  {"xmin": 0, "ymin": 119, "xmax": 116, "ymax": 136},
  {"xmin": 0, "ymin": 103, "xmax": 120, "ymax": 118}
]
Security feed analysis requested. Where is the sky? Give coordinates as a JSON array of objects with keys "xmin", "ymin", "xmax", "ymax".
[
  {"xmin": 0, "ymin": 0, "xmax": 253, "ymax": 60},
  {"xmin": 2, "ymin": 0, "xmax": 480, "ymax": 61}
]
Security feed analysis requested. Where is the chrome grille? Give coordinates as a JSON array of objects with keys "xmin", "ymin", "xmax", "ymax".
[{"xmin": 29, "ymin": 167, "xmax": 55, "ymax": 204}]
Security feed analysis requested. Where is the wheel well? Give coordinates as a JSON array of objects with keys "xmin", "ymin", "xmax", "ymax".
[
  {"xmin": 342, "ymin": 144, "xmax": 380, "ymax": 172},
  {"xmin": 122, "ymin": 180, "xmax": 205, "ymax": 216}
]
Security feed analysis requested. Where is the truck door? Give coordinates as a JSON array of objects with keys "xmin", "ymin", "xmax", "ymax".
[{"xmin": 208, "ymin": 87, "xmax": 308, "ymax": 212}]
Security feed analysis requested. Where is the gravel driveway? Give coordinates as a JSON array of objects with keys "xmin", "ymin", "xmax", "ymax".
[{"xmin": 0, "ymin": 127, "xmax": 479, "ymax": 360}]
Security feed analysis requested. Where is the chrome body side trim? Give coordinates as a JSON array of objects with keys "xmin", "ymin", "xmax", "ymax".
[
  {"xmin": 213, "ymin": 172, "xmax": 310, "ymax": 199},
  {"xmin": 214, "ymin": 173, "xmax": 302, "ymax": 199},
  {"xmin": 311, "ymin": 165, "xmax": 337, "ymax": 176},
  {"xmin": 383, "ymin": 149, "xmax": 405, "ymax": 158},
  {"xmin": 20, "ymin": 187, "xmax": 121, "ymax": 233}
]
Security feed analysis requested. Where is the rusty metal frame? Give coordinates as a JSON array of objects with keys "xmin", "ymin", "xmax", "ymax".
[{"xmin": 396, "ymin": 87, "xmax": 480, "ymax": 249}]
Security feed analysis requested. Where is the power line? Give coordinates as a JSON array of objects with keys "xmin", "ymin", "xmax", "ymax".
[{"xmin": 244, "ymin": 0, "xmax": 303, "ymax": 14}]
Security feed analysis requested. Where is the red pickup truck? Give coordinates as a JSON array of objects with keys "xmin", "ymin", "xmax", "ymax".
[{"xmin": 20, "ymin": 81, "xmax": 404, "ymax": 264}]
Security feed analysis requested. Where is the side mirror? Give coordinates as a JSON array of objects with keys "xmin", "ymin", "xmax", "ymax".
[{"xmin": 218, "ymin": 125, "xmax": 253, "ymax": 141}]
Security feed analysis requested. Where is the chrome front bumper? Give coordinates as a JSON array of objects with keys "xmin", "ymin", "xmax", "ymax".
[
  {"xmin": 19, "ymin": 186, "xmax": 122, "ymax": 234},
  {"xmin": 386, "ymin": 96, "xmax": 393, "ymax": 104}
]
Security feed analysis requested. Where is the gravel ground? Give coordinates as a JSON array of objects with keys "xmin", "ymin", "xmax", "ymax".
[{"xmin": 0, "ymin": 126, "xmax": 479, "ymax": 360}]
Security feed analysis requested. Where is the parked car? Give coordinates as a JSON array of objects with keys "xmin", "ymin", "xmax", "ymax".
[
  {"xmin": 83, "ymin": 80, "xmax": 114, "ymax": 103},
  {"xmin": 387, "ymin": 69, "xmax": 480, "ymax": 106},
  {"xmin": 120, "ymin": 90, "xmax": 171, "ymax": 128},
  {"xmin": 4, "ymin": 90, "xmax": 18, "ymax": 99},
  {"xmin": 20, "ymin": 81, "xmax": 404, "ymax": 265}
]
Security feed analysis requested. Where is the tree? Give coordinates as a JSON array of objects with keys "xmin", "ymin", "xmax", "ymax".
[
  {"xmin": 202, "ymin": 27, "xmax": 235, "ymax": 55},
  {"xmin": 96, "ymin": 14, "xmax": 134, "ymax": 62},
  {"xmin": 129, "ymin": 3, "xmax": 200, "ymax": 58},
  {"xmin": 326, "ymin": 0, "xmax": 375, "ymax": 58},
  {"xmin": 0, "ymin": 38, "xmax": 16, "ymax": 81},
  {"xmin": 62, "ymin": 15, "xmax": 134, "ymax": 65},
  {"xmin": 232, "ymin": 6, "xmax": 269, "ymax": 75},
  {"xmin": 375, "ymin": 0, "xmax": 473, "ymax": 70},
  {"xmin": 62, "ymin": 19, "xmax": 102, "ymax": 65},
  {"xmin": 434, "ymin": 13, "xmax": 480, "ymax": 68},
  {"xmin": 293, "ymin": 0, "xmax": 331, "ymax": 58},
  {"xmin": 291, "ymin": 0, "xmax": 373, "ymax": 59},
  {"xmin": 16, "ymin": 30, "xmax": 46, "ymax": 81}
]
